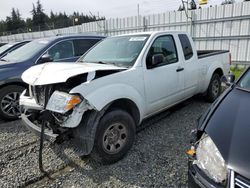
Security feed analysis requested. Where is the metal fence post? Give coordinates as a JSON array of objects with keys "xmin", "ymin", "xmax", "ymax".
[{"xmin": 143, "ymin": 16, "xmax": 147, "ymax": 31}]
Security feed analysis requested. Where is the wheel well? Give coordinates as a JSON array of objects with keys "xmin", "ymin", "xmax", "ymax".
[
  {"xmin": 107, "ymin": 99, "xmax": 140, "ymax": 126},
  {"xmin": 214, "ymin": 68, "xmax": 223, "ymax": 78},
  {"xmin": 0, "ymin": 82, "xmax": 27, "ymax": 90}
]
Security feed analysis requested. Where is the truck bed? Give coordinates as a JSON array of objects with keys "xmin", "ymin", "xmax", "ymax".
[{"xmin": 197, "ymin": 50, "xmax": 229, "ymax": 59}]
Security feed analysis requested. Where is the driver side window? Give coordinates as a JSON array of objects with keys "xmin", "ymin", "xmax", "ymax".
[{"xmin": 146, "ymin": 35, "xmax": 178, "ymax": 69}]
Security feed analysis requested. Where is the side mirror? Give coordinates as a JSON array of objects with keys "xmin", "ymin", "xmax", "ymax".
[
  {"xmin": 38, "ymin": 54, "xmax": 53, "ymax": 64},
  {"xmin": 152, "ymin": 54, "xmax": 164, "ymax": 66},
  {"xmin": 221, "ymin": 74, "xmax": 235, "ymax": 86}
]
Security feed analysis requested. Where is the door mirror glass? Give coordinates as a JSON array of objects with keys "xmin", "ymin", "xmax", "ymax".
[
  {"xmin": 152, "ymin": 54, "xmax": 164, "ymax": 66},
  {"xmin": 38, "ymin": 54, "xmax": 53, "ymax": 64},
  {"xmin": 221, "ymin": 74, "xmax": 235, "ymax": 86}
]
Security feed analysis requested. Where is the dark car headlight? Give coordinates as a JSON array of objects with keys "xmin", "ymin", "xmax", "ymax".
[{"xmin": 193, "ymin": 134, "xmax": 227, "ymax": 183}]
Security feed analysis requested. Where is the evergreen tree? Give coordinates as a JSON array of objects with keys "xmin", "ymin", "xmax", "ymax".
[
  {"xmin": 5, "ymin": 8, "xmax": 25, "ymax": 33},
  {"xmin": 31, "ymin": 0, "xmax": 48, "ymax": 29},
  {"xmin": 0, "ymin": 0, "xmax": 104, "ymax": 35}
]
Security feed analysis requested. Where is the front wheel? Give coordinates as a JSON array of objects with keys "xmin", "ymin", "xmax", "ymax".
[
  {"xmin": 206, "ymin": 73, "xmax": 221, "ymax": 103},
  {"xmin": 0, "ymin": 85, "xmax": 25, "ymax": 120},
  {"xmin": 91, "ymin": 109, "xmax": 136, "ymax": 164}
]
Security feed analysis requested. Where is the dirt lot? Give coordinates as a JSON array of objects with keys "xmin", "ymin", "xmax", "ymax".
[{"xmin": 0, "ymin": 98, "xmax": 210, "ymax": 188}]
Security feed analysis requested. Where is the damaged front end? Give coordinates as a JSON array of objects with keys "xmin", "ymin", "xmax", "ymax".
[
  {"xmin": 20, "ymin": 82, "xmax": 94, "ymax": 143},
  {"xmin": 20, "ymin": 62, "xmax": 127, "ymax": 155},
  {"xmin": 19, "ymin": 82, "xmax": 99, "ymax": 175}
]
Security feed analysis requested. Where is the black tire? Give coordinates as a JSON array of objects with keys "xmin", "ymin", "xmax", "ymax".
[
  {"xmin": 0, "ymin": 85, "xmax": 25, "ymax": 120},
  {"xmin": 206, "ymin": 73, "xmax": 221, "ymax": 103},
  {"xmin": 91, "ymin": 109, "xmax": 136, "ymax": 164}
]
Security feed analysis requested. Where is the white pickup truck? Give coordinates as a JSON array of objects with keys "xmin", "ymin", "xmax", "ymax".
[{"xmin": 20, "ymin": 31, "xmax": 230, "ymax": 164}]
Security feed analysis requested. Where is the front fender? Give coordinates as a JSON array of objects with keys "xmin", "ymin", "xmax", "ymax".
[{"xmin": 70, "ymin": 83, "xmax": 145, "ymax": 122}]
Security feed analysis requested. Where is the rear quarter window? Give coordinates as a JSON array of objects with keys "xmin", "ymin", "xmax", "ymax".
[
  {"xmin": 178, "ymin": 34, "xmax": 193, "ymax": 60},
  {"xmin": 73, "ymin": 39, "xmax": 101, "ymax": 56}
]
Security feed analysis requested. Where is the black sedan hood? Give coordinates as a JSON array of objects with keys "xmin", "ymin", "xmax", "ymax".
[{"xmin": 205, "ymin": 88, "xmax": 250, "ymax": 179}]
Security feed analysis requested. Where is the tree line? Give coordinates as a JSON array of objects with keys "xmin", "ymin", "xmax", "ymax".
[{"xmin": 0, "ymin": 0, "xmax": 105, "ymax": 36}]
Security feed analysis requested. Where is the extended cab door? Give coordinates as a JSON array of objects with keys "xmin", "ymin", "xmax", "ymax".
[
  {"xmin": 143, "ymin": 34, "xmax": 184, "ymax": 115},
  {"xmin": 178, "ymin": 34, "xmax": 199, "ymax": 97}
]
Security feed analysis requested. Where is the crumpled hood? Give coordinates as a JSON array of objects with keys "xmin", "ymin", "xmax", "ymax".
[
  {"xmin": 22, "ymin": 62, "xmax": 126, "ymax": 85},
  {"xmin": 205, "ymin": 88, "xmax": 250, "ymax": 179}
]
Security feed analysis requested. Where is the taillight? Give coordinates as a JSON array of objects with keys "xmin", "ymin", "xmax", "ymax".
[{"xmin": 229, "ymin": 53, "xmax": 232, "ymax": 65}]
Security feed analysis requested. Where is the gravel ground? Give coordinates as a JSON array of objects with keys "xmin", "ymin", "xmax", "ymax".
[{"xmin": 0, "ymin": 97, "xmax": 210, "ymax": 188}]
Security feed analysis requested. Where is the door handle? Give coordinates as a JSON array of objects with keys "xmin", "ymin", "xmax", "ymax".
[{"xmin": 176, "ymin": 67, "xmax": 184, "ymax": 72}]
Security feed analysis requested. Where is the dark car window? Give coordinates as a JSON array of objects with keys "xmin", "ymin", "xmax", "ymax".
[
  {"xmin": 47, "ymin": 40, "xmax": 74, "ymax": 61},
  {"xmin": 0, "ymin": 44, "xmax": 14, "ymax": 54},
  {"xmin": 7, "ymin": 43, "xmax": 26, "ymax": 54},
  {"xmin": 73, "ymin": 39, "xmax": 100, "ymax": 56},
  {"xmin": 146, "ymin": 35, "xmax": 178, "ymax": 68},
  {"xmin": 3, "ymin": 40, "xmax": 48, "ymax": 62},
  {"xmin": 178, "ymin": 34, "xmax": 193, "ymax": 60},
  {"xmin": 238, "ymin": 69, "xmax": 250, "ymax": 90}
]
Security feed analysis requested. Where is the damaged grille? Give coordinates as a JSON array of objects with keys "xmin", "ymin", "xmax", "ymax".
[{"xmin": 31, "ymin": 85, "xmax": 54, "ymax": 107}]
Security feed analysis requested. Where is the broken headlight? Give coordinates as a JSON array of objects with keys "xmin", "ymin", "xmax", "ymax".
[
  {"xmin": 194, "ymin": 134, "xmax": 227, "ymax": 183},
  {"xmin": 46, "ymin": 91, "xmax": 81, "ymax": 114}
]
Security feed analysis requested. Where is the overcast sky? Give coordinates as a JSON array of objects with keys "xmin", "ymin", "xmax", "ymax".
[{"xmin": 0, "ymin": 0, "xmax": 242, "ymax": 21}]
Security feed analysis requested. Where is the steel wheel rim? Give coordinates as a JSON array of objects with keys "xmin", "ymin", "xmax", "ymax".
[
  {"xmin": 1, "ymin": 92, "xmax": 21, "ymax": 117},
  {"xmin": 102, "ymin": 122, "xmax": 128, "ymax": 154},
  {"xmin": 212, "ymin": 79, "xmax": 220, "ymax": 97}
]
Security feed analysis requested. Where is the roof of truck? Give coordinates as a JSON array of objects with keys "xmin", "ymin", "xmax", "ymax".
[{"xmin": 115, "ymin": 31, "xmax": 188, "ymax": 37}]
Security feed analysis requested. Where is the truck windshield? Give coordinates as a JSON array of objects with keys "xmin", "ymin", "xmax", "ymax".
[
  {"xmin": 2, "ymin": 40, "xmax": 48, "ymax": 62},
  {"xmin": 238, "ymin": 68, "xmax": 250, "ymax": 91},
  {"xmin": 78, "ymin": 35, "xmax": 149, "ymax": 67}
]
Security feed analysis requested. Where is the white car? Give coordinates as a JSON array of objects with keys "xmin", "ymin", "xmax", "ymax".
[{"xmin": 20, "ymin": 31, "xmax": 230, "ymax": 164}]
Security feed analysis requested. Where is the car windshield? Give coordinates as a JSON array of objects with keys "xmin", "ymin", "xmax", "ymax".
[
  {"xmin": 0, "ymin": 43, "xmax": 14, "ymax": 54},
  {"xmin": 238, "ymin": 68, "xmax": 250, "ymax": 90},
  {"xmin": 2, "ymin": 40, "xmax": 48, "ymax": 62},
  {"xmin": 78, "ymin": 35, "xmax": 149, "ymax": 67}
]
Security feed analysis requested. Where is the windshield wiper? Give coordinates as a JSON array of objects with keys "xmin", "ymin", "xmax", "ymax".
[
  {"xmin": 96, "ymin": 61, "xmax": 107, "ymax": 65},
  {"xmin": 79, "ymin": 60, "xmax": 107, "ymax": 64}
]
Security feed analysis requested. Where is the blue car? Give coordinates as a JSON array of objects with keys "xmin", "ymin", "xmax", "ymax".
[
  {"xmin": 0, "ymin": 40, "xmax": 30, "ymax": 59},
  {"xmin": 0, "ymin": 34, "xmax": 105, "ymax": 120}
]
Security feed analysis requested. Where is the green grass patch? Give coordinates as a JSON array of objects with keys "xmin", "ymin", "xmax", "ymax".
[{"xmin": 230, "ymin": 66, "xmax": 246, "ymax": 79}]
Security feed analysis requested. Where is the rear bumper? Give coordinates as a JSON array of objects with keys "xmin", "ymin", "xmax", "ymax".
[{"xmin": 188, "ymin": 162, "xmax": 224, "ymax": 188}]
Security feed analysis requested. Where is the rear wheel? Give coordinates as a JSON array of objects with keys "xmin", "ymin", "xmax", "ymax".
[
  {"xmin": 91, "ymin": 109, "xmax": 136, "ymax": 164},
  {"xmin": 0, "ymin": 85, "xmax": 25, "ymax": 120},
  {"xmin": 206, "ymin": 73, "xmax": 221, "ymax": 103}
]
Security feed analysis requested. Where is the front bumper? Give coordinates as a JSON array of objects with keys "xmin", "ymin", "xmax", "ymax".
[
  {"xmin": 188, "ymin": 161, "xmax": 224, "ymax": 188},
  {"xmin": 20, "ymin": 91, "xmax": 58, "ymax": 139},
  {"xmin": 21, "ymin": 113, "xmax": 58, "ymax": 139}
]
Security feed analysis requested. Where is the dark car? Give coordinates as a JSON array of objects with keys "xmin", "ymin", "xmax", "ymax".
[
  {"xmin": 0, "ymin": 40, "xmax": 30, "ymax": 59},
  {"xmin": 0, "ymin": 34, "xmax": 105, "ymax": 120},
  {"xmin": 188, "ymin": 67, "xmax": 250, "ymax": 187}
]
